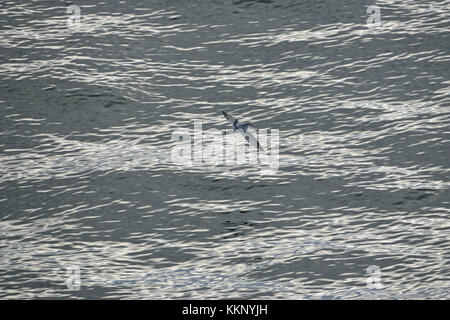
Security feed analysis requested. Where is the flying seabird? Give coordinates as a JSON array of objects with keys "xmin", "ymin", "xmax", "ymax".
[{"xmin": 222, "ymin": 111, "xmax": 264, "ymax": 152}]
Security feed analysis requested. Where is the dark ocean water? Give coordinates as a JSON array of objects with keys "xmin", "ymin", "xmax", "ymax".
[{"xmin": 0, "ymin": 0, "xmax": 449, "ymax": 299}]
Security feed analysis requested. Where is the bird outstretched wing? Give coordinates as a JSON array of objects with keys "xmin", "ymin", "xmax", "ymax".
[
  {"xmin": 222, "ymin": 111, "xmax": 238, "ymax": 126},
  {"xmin": 223, "ymin": 111, "xmax": 264, "ymax": 152},
  {"xmin": 239, "ymin": 129, "xmax": 264, "ymax": 152}
]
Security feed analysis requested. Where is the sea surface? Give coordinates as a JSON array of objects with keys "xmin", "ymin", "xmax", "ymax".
[{"xmin": 0, "ymin": 0, "xmax": 449, "ymax": 299}]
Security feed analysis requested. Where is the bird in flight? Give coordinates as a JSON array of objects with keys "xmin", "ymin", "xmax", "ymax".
[{"xmin": 222, "ymin": 111, "xmax": 264, "ymax": 152}]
